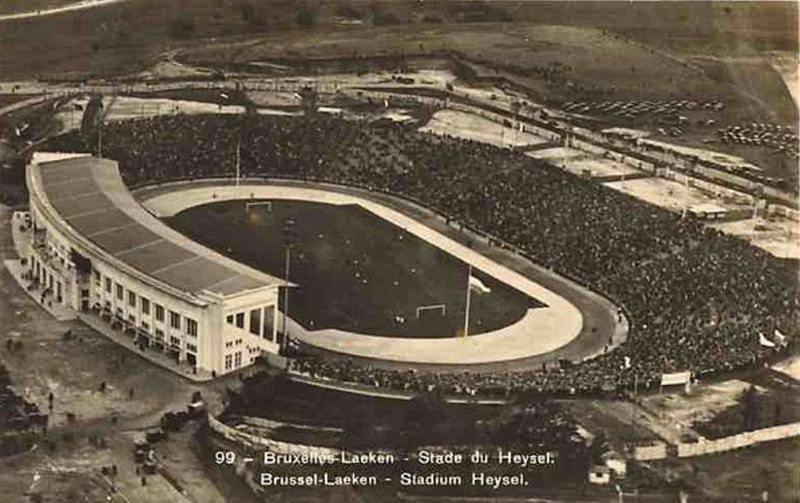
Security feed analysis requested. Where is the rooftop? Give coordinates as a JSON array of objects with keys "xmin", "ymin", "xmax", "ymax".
[{"xmin": 31, "ymin": 154, "xmax": 281, "ymax": 299}]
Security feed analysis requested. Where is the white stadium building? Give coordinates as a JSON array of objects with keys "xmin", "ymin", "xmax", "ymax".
[{"xmin": 23, "ymin": 152, "xmax": 284, "ymax": 376}]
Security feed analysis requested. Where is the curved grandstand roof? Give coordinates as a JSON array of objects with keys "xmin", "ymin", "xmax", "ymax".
[{"xmin": 30, "ymin": 154, "xmax": 281, "ymax": 300}]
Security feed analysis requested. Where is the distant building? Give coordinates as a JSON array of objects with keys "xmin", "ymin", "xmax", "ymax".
[{"xmin": 588, "ymin": 465, "xmax": 611, "ymax": 485}]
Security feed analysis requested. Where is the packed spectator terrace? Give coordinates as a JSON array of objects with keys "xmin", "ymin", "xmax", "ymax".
[
  {"xmin": 718, "ymin": 123, "xmax": 799, "ymax": 160},
  {"xmin": 43, "ymin": 113, "xmax": 797, "ymax": 397}
]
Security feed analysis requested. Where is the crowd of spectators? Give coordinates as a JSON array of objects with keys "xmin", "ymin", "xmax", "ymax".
[
  {"xmin": 43, "ymin": 113, "xmax": 798, "ymax": 397},
  {"xmin": 718, "ymin": 123, "xmax": 798, "ymax": 159}
]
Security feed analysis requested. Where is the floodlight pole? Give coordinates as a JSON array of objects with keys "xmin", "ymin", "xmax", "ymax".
[
  {"xmin": 235, "ymin": 138, "xmax": 241, "ymax": 187},
  {"xmin": 281, "ymin": 244, "xmax": 291, "ymax": 352},
  {"xmin": 281, "ymin": 219, "xmax": 296, "ymax": 353},
  {"xmin": 97, "ymin": 119, "xmax": 103, "ymax": 157},
  {"xmin": 463, "ymin": 264, "xmax": 472, "ymax": 339},
  {"xmin": 750, "ymin": 191, "xmax": 759, "ymax": 242}
]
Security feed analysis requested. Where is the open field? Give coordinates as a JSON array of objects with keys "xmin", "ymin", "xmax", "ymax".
[
  {"xmin": 167, "ymin": 199, "xmax": 538, "ymax": 338},
  {"xmin": 604, "ymin": 177, "xmax": 750, "ymax": 213},
  {"xmin": 0, "ymin": 2, "xmax": 792, "ymax": 113},
  {"xmin": 0, "ymin": 1, "xmax": 793, "ymax": 183},
  {"xmin": 531, "ymin": 149, "xmax": 642, "ymax": 180},
  {"xmin": 421, "ymin": 109, "xmax": 548, "ymax": 148},
  {"xmin": 678, "ymin": 437, "xmax": 800, "ymax": 502}
]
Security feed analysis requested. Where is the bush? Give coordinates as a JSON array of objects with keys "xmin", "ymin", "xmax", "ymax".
[
  {"xmin": 295, "ymin": 5, "xmax": 318, "ymax": 27},
  {"xmin": 0, "ymin": 432, "xmax": 37, "ymax": 457},
  {"xmin": 169, "ymin": 12, "xmax": 196, "ymax": 39}
]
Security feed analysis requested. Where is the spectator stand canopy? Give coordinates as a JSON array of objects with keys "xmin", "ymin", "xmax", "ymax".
[
  {"xmin": 28, "ymin": 153, "xmax": 283, "ymax": 303},
  {"xmin": 25, "ymin": 153, "xmax": 287, "ymax": 377}
]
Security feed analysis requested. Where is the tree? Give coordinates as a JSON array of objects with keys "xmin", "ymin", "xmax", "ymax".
[
  {"xmin": 741, "ymin": 384, "xmax": 760, "ymax": 431},
  {"xmin": 404, "ymin": 391, "xmax": 447, "ymax": 448},
  {"xmin": 295, "ymin": 4, "xmax": 318, "ymax": 27},
  {"xmin": 79, "ymin": 94, "xmax": 104, "ymax": 139},
  {"xmin": 238, "ymin": 1, "xmax": 259, "ymax": 26},
  {"xmin": 493, "ymin": 397, "xmax": 589, "ymax": 474},
  {"xmin": 169, "ymin": 11, "xmax": 196, "ymax": 39},
  {"xmin": 589, "ymin": 430, "xmax": 610, "ymax": 465}
]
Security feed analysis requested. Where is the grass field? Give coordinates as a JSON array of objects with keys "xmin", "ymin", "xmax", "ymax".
[
  {"xmin": 166, "ymin": 199, "xmax": 539, "ymax": 338},
  {"xmin": 0, "ymin": 0, "xmax": 794, "ymax": 180}
]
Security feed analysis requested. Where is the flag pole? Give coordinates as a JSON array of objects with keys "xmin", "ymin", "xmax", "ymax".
[
  {"xmin": 235, "ymin": 138, "xmax": 241, "ymax": 188},
  {"xmin": 463, "ymin": 264, "xmax": 472, "ymax": 338}
]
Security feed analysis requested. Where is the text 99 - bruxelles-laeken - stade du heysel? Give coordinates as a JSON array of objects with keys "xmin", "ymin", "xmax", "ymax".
[{"xmin": 0, "ymin": 1, "xmax": 797, "ymax": 502}]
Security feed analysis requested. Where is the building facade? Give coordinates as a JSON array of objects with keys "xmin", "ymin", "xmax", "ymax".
[{"xmin": 25, "ymin": 153, "xmax": 283, "ymax": 376}]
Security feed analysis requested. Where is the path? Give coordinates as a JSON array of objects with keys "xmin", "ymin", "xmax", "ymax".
[{"xmin": 0, "ymin": 0, "xmax": 127, "ymax": 23}]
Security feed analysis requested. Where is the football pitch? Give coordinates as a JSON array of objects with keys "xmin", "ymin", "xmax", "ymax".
[{"xmin": 166, "ymin": 199, "xmax": 543, "ymax": 338}]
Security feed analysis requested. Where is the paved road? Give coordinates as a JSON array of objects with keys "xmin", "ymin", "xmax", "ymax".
[{"xmin": 0, "ymin": 0, "xmax": 126, "ymax": 22}]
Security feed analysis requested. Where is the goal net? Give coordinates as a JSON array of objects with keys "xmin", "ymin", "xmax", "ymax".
[
  {"xmin": 416, "ymin": 304, "xmax": 446, "ymax": 319},
  {"xmin": 245, "ymin": 201, "xmax": 273, "ymax": 212}
]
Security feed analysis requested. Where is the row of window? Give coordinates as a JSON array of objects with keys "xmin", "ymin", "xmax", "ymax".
[
  {"xmin": 225, "ymin": 306, "xmax": 275, "ymax": 341},
  {"xmin": 224, "ymin": 352, "xmax": 243, "ymax": 371},
  {"xmin": 101, "ymin": 273, "xmax": 198, "ymax": 338}
]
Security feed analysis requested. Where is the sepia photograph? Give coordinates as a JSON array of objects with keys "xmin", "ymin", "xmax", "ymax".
[{"xmin": 0, "ymin": 1, "xmax": 797, "ymax": 501}]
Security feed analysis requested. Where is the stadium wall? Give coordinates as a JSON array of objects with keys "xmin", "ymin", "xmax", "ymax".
[
  {"xmin": 26, "ymin": 165, "xmax": 215, "ymax": 368},
  {"xmin": 632, "ymin": 422, "xmax": 800, "ymax": 461},
  {"xmin": 207, "ymin": 414, "xmax": 340, "ymax": 458}
]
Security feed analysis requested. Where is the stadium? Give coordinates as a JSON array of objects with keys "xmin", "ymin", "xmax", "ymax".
[
  {"xmin": 26, "ymin": 110, "xmax": 794, "ymax": 394},
  {"xmin": 0, "ymin": 4, "xmax": 798, "ymax": 499}
]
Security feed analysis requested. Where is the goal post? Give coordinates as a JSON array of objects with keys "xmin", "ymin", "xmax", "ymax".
[
  {"xmin": 245, "ymin": 201, "xmax": 272, "ymax": 212},
  {"xmin": 416, "ymin": 304, "xmax": 446, "ymax": 319}
]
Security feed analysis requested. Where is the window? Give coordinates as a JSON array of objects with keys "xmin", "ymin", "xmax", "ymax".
[
  {"xmin": 155, "ymin": 304, "xmax": 164, "ymax": 322},
  {"xmin": 169, "ymin": 311, "xmax": 181, "ymax": 330},
  {"xmin": 263, "ymin": 306, "xmax": 275, "ymax": 341},
  {"xmin": 105, "ymin": 277, "xmax": 112, "ymax": 293},
  {"xmin": 235, "ymin": 313, "xmax": 245, "ymax": 329},
  {"xmin": 128, "ymin": 291, "xmax": 136, "ymax": 308},
  {"xmin": 226, "ymin": 315, "xmax": 234, "ymax": 325},
  {"xmin": 234, "ymin": 352, "xmax": 242, "ymax": 368},
  {"xmin": 249, "ymin": 309, "xmax": 261, "ymax": 336},
  {"xmin": 186, "ymin": 318, "xmax": 198, "ymax": 337},
  {"xmin": 170, "ymin": 336, "xmax": 180, "ymax": 347},
  {"xmin": 93, "ymin": 270, "xmax": 101, "ymax": 282},
  {"xmin": 224, "ymin": 354, "xmax": 233, "ymax": 370},
  {"xmin": 155, "ymin": 329, "xmax": 164, "ymax": 340},
  {"xmin": 116, "ymin": 284, "xmax": 123, "ymax": 301},
  {"xmin": 186, "ymin": 343, "xmax": 197, "ymax": 353},
  {"xmin": 141, "ymin": 321, "xmax": 149, "ymax": 331},
  {"xmin": 141, "ymin": 297, "xmax": 150, "ymax": 315}
]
